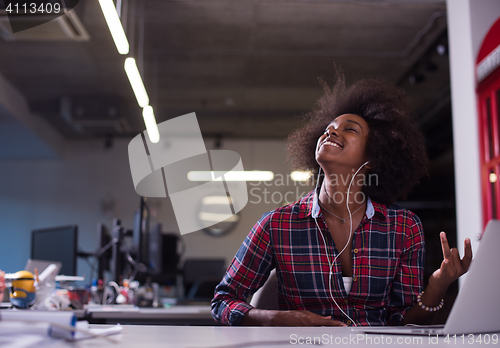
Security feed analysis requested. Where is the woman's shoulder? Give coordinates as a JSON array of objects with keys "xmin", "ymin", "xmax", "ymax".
[
  {"xmin": 260, "ymin": 189, "xmax": 316, "ymax": 221},
  {"xmin": 370, "ymin": 199, "xmax": 423, "ymax": 230}
]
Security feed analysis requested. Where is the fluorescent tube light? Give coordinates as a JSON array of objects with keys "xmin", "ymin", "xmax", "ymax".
[
  {"xmin": 142, "ymin": 106, "xmax": 160, "ymax": 143},
  {"xmin": 202, "ymin": 196, "xmax": 232, "ymax": 205},
  {"xmin": 124, "ymin": 58, "xmax": 149, "ymax": 108},
  {"xmin": 98, "ymin": 0, "xmax": 129, "ymax": 54},
  {"xmin": 198, "ymin": 212, "xmax": 239, "ymax": 222},
  {"xmin": 188, "ymin": 171, "xmax": 274, "ymax": 182},
  {"xmin": 291, "ymin": 171, "xmax": 312, "ymax": 182}
]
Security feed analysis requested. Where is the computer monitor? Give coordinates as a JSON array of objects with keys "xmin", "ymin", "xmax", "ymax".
[
  {"xmin": 149, "ymin": 223, "xmax": 182, "ymax": 275},
  {"xmin": 31, "ymin": 225, "xmax": 78, "ymax": 276},
  {"xmin": 97, "ymin": 223, "xmax": 112, "ymax": 280},
  {"xmin": 133, "ymin": 197, "xmax": 149, "ymax": 266}
]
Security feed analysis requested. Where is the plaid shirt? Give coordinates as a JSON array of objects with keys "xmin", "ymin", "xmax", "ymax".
[{"xmin": 211, "ymin": 189, "xmax": 425, "ymax": 326}]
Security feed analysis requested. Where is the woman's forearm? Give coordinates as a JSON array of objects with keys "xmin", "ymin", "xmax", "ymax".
[
  {"xmin": 403, "ymin": 282, "xmax": 448, "ymax": 325},
  {"xmin": 241, "ymin": 309, "xmax": 277, "ymax": 326}
]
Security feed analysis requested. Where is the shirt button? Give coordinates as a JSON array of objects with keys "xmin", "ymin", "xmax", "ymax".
[
  {"xmin": 353, "ymin": 277, "xmax": 357, "ymax": 282},
  {"xmin": 353, "ymin": 248, "xmax": 358, "ymax": 253},
  {"xmin": 347, "ymin": 320, "xmax": 352, "ymax": 325}
]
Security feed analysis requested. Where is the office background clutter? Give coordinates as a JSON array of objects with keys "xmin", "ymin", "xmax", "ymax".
[
  {"xmin": 0, "ymin": 0, "xmax": 498, "ymax": 313},
  {"xmin": 0, "ymin": 136, "xmax": 301, "ymax": 275}
]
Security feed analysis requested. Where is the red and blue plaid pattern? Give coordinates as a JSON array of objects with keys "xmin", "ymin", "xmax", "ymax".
[{"xmin": 211, "ymin": 189, "xmax": 425, "ymax": 326}]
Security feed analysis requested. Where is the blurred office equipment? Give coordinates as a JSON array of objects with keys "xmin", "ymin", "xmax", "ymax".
[
  {"xmin": 104, "ymin": 198, "xmax": 184, "ymax": 289},
  {"xmin": 149, "ymin": 223, "xmax": 184, "ymax": 276},
  {"xmin": 31, "ymin": 225, "xmax": 78, "ymax": 276},
  {"xmin": 96, "ymin": 223, "xmax": 112, "ymax": 281},
  {"xmin": 183, "ymin": 259, "xmax": 226, "ymax": 301},
  {"xmin": 133, "ymin": 197, "xmax": 149, "ymax": 266}
]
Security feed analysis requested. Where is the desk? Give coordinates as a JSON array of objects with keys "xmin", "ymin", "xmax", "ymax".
[
  {"xmin": 48, "ymin": 325, "xmax": 500, "ymax": 348},
  {"xmin": 77, "ymin": 305, "xmax": 214, "ymax": 326}
]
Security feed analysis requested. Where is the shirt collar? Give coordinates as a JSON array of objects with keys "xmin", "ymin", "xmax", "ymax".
[{"xmin": 303, "ymin": 186, "xmax": 384, "ymax": 220}]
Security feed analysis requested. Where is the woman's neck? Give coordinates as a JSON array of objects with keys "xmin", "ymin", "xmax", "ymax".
[{"xmin": 319, "ymin": 170, "xmax": 367, "ymax": 217}]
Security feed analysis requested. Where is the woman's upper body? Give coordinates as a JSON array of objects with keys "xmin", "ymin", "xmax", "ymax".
[
  {"xmin": 211, "ymin": 189, "xmax": 425, "ymax": 326},
  {"xmin": 211, "ymin": 75, "xmax": 472, "ymax": 327}
]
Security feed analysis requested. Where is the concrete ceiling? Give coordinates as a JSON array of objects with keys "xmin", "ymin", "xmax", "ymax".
[{"xmin": 0, "ymin": 0, "xmax": 450, "ymax": 143}]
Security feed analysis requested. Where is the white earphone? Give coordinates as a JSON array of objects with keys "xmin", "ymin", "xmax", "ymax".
[{"xmin": 313, "ymin": 161, "xmax": 369, "ymax": 326}]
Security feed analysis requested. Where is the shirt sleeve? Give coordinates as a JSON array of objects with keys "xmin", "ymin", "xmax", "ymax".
[
  {"xmin": 211, "ymin": 212, "xmax": 276, "ymax": 326},
  {"xmin": 386, "ymin": 212, "xmax": 425, "ymax": 326}
]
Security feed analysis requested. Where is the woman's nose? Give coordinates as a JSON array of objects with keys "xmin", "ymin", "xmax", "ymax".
[{"xmin": 325, "ymin": 128, "xmax": 339, "ymax": 137}]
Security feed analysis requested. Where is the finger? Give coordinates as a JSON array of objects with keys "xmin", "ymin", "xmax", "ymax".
[
  {"xmin": 314, "ymin": 318, "xmax": 346, "ymax": 327},
  {"xmin": 331, "ymin": 320, "xmax": 347, "ymax": 327},
  {"xmin": 303, "ymin": 310, "xmax": 330, "ymax": 319},
  {"xmin": 461, "ymin": 238, "xmax": 473, "ymax": 271},
  {"xmin": 450, "ymin": 248, "xmax": 461, "ymax": 270},
  {"xmin": 440, "ymin": 232, "xmax": 452, "ymax": 260},
  {"xmin": 440, "ymin": 258, "xmax": 450, "ymax": 272},
  {"xmin": 307, "ymin": 316, "xmax": 335, "ymax": 326},
  {"xmin": 303, "ymin": 312, "xmax": 346, "ymax": 327}
]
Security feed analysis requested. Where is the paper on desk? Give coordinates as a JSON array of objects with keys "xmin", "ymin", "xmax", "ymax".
[
  {"xmin": 0, "ymin": 322, "xmax": 53, "ymax": 348},
  {"xmin": 86, "ymin": 304, "xmax": 139, "ymax": 311},
  {"xmin": 0, "ymin": 310, "xmax": 76, "ymax": 340},
  {"xmin": 0, "ymin": 312, "xmax": 122, "ymax": 343},
  {"xmin": 73, "ymin": 321, "xmax": 123, "ymax": 341}
]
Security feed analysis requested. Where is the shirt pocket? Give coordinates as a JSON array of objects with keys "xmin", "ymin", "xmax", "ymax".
[
  {"xmin": 279, "ymin": 249, "xmax": 331, "ymax": 302},
  {"xmin": 356, "ymin": 257, "xmax": 399, "ymax": 302}
]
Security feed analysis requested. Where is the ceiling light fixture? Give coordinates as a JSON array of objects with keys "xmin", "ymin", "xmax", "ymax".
[
  {"xmin": 188, "ymin": 171, "xmax": 274, "ymax": 182},
  {"xmin": 142, "ymin": 106, "xmax": 160, "ymax": 143},
  {"xmin": 202, "ymin": 196, "xmax": 232, "ymax": 205},
  {"xmin": 489, "ymin": 173, "xmax": 497, "ymax": 183},
  {"xmin": 291, "ymin": 171, "xmax": 313, "ymax": 182},
  {"xmin": 198, "ymin": 212, "xmax": 239, "ymax": 223},
  {"xmin": 124, "ymin": 57, "xmax": 149, "ymax": 108},
  {"xmin": 436, "ymin": 44, "xmax": 447, "ymax": 56},
  {"xmin": 98, "ymin": 0, "xmax": 129, "ymax": 55}
]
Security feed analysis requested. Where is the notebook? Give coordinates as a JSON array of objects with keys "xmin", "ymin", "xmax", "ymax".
[{"xmin": 360, "ymin": 219, "xmax": 500, "ymax": 335}]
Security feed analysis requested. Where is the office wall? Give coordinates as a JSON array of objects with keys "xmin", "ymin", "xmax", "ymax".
[
  {"xmin": 0, "ymin": 137, "xmax": 312, "ymax": 279},
  {"xmin": 447, "ymin": 0, "xmax": 500, "ymax": 283}
]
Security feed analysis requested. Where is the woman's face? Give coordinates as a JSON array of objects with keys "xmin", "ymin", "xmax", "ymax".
[{"xmin": 315, "ymin": 113, "xmax": 370, "ymax": 170}]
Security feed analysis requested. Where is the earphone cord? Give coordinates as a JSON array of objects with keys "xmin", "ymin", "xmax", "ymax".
[{"xmin": 314, "ymin": 162, "xmax": 369, "ymax": 327}]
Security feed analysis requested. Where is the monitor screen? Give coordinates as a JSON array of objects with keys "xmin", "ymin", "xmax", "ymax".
[
  {"xmin": 31, "ymin": 225, "xmax": 78, "ymax": 276},
  {"xmin": 97, "ymin": 223, "xmax": 111, "ymax": 280}
]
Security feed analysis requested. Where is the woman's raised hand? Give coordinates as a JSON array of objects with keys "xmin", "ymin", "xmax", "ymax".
[{"xmin": 429, "ymin": 232, "xmax": 473, "ymax": 290}]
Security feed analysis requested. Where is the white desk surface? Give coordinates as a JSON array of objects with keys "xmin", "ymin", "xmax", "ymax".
[
  {"xmin": 47, "ymin": 325, "xmax": 499, "ymax": 348},
  {"xmin": 85, "ymin": 305, "xmax": 212, "ymax": 320}
]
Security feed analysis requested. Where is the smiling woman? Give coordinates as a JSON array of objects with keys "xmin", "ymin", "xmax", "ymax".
[
  {"xmin": 287, "ymin": 75, "xmax": 429, "ymax": 205},
  {"xmin": 211, "ymin": 73, "xmax": 472, "ymax": 327}
]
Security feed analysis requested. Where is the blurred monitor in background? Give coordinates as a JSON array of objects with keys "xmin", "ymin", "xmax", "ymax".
[
  {"xmin": 97, "ymin": 223, "xmax": 112, "ymax": 281},
  {"xmin": 31, "ymin": 225, "xmax": 78, "ymax": 276}
]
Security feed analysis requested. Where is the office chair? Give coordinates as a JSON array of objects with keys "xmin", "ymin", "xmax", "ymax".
[
  {"xmin": 183, "ymin": 259, "xmax": 226, "ymax": 301},
  {"xmin": 249, "ymin": 268, "xmax": 279, "ymax": 310}
]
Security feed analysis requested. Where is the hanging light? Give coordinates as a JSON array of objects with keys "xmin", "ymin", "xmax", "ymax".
[{"xmin": 98, "ymin": 0, "xmax": 129, "ymax": 55}]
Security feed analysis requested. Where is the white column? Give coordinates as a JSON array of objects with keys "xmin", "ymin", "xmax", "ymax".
[{"xmin": 446, "ymin": 0, "xmax": 482, "ymax": 284}]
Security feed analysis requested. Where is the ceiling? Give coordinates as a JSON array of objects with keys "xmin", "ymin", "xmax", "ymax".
[
  {"xmin": 0, "ymin": 0, "xmax": 454, "ymax": 188},
  {"xmin": 0, "ymin": 0, "xmax": 450, "ymax": 140}
]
